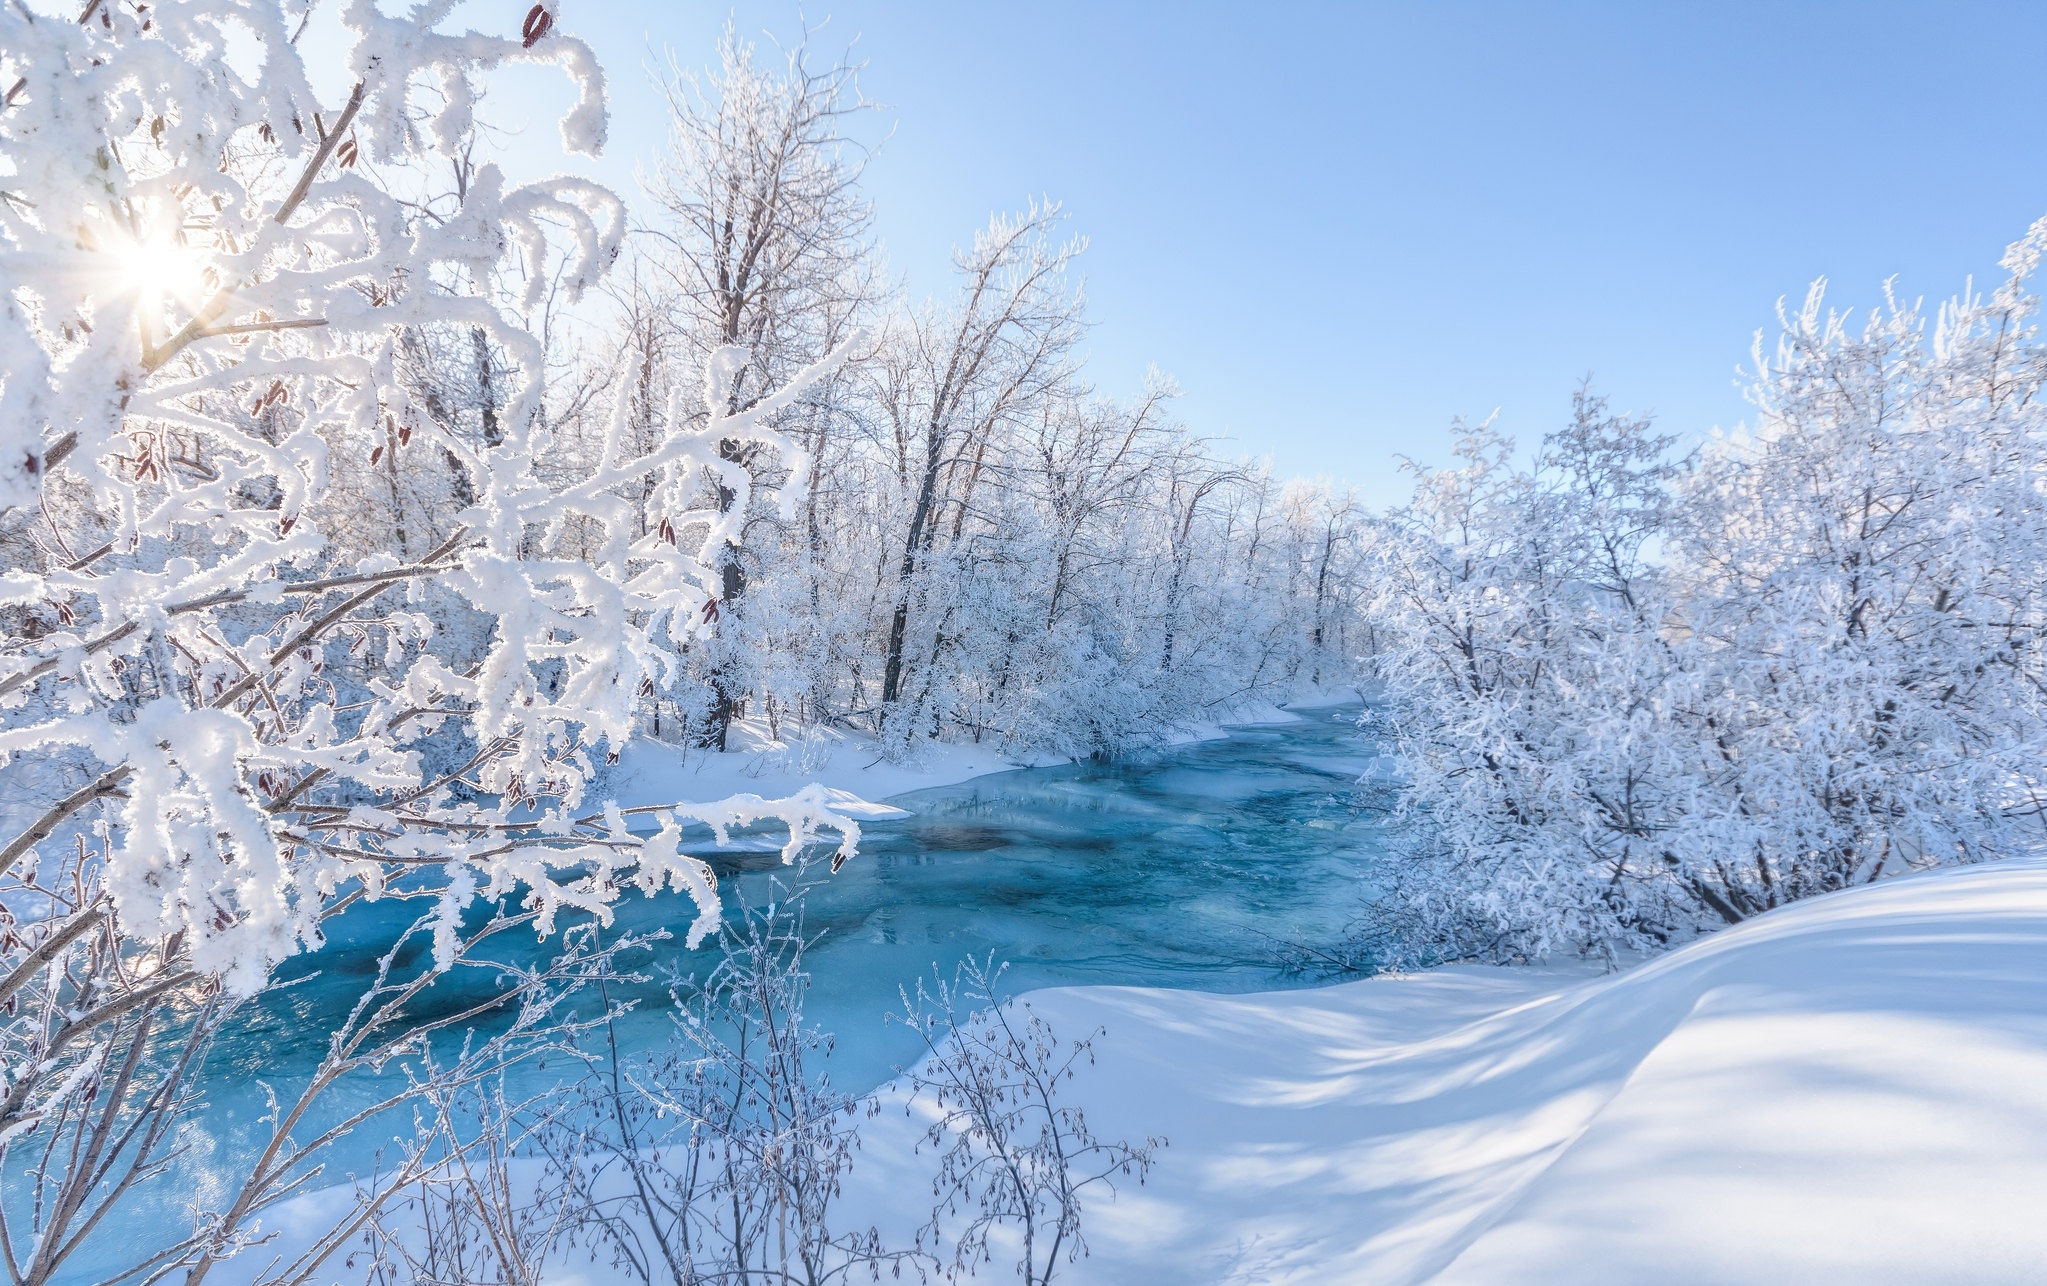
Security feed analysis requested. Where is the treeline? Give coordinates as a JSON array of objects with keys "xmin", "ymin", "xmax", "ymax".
[{"xmin": 321, "ymin": 31, "xmax": 1369, "ymax": 764}]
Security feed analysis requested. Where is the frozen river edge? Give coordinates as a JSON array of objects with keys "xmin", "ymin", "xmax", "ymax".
[{"xmin": 600, "ymin": 696, "xmax": 1343, "ymax": 819}]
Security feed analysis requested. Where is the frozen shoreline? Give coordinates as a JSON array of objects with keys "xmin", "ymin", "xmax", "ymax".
[{"xmin": 602, "ymin": 692, "xmax": 1350, "ymax": 818}]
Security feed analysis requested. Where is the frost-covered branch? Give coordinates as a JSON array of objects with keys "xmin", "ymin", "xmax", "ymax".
[{"xmin": 0, "ymin": 5, "xmax": 876, "ymax": 1280}]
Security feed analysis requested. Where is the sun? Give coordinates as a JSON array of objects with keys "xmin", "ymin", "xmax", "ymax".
[{"xmin": 108, "ymin": 229, "xmax": 215, "ymax": 310}]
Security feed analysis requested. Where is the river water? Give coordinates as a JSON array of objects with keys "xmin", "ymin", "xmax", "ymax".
[
  {"xmin": 709, "ymin": 702, "xmax": 1389, "ymax": 1083},
  {"xmin": 65, "ymin": 706, "xmax": 1389, "ymax": 1280}
]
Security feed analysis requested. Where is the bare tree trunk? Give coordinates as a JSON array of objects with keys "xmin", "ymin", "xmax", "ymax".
[{"xmin": 881, "ymin": 442, "xmax": 945, "ymax": 710}]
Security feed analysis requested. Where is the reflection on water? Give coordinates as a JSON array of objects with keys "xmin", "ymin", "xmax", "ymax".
[{"xmin": 67, "ymin": 707, "xmax": 1387, "ymax": 1278}]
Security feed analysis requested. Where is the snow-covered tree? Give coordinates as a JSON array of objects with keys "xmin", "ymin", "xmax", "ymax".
[
  {"xmin": 871, "ymin": 203, "xmax": 1086, "ymax": 729},
  {"xmin": 0, "ymin": 4, "xmax": 865, "ymax": 1277},
  {"xmin": 1668, "ymin": 238, "xmax": 2047, "ymax": 913},
  {"xmin": 640, "ymin": 21, "xmax": 878, "ymax": 749},
  {"xmin": 1365, "ymin": 392, "xmax": 1691, "ymax": 963}
]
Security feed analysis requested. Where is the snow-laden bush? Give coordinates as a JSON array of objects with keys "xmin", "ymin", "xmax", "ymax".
[{"xmin": 1368, "ymin": 221, "xmax": 2047, "ymax": 964}]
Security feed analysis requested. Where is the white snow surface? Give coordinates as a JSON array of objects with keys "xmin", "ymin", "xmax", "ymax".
[
  {"xmin": 832, "ymin": 856, "xmax": 2047, "ymax": 1284},
  {"xmin": 604, "ymin": 701, "xmax": 1315, "ymax": 818}
]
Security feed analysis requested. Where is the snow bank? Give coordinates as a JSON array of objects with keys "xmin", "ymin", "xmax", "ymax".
[
  {"xmin": 605, "ymin": 726, "xmax": 1059, "ymax": 820},
  {"xmin": 845, "ymin": 857, "xmax": 2047, "ymax": 1283},
  {"xmin": 604, "ymin": 700, "xmax": 1329, "ymax": 818}
]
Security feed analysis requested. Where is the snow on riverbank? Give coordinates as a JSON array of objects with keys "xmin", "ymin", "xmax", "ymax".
[
  {"xmin": 602, "ymin": 697, "xmax": 1333, "ymax": 817},
  {"xmin": 836, "ymin": 857, "xmax": 2047, "ymax": 1284}
]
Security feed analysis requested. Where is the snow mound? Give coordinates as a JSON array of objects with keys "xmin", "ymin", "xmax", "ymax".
[
  {"xmin": 603, "ymin": 722, "xmax": 1056, "ymax": 816},
  {"xmin": 851, "ymin": 858, "xmax": 2047, "ymax": 1283}
]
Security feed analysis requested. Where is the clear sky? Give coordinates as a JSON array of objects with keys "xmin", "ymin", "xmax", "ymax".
[{"xmin": 467, "ymin": 0, "xmax": 2047, "ymax": 505}]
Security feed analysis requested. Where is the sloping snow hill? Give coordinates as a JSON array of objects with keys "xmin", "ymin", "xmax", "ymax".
[{"xmin": 847, "ymin": 858, "xmax": 2047, "ymax": 1283}]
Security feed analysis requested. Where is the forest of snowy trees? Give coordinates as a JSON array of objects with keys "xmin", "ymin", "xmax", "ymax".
[
  {"xmin": 5, "ymin": 2, "xmax": 2047, "ymax": 1282},
  {"xmin": 279, "ymin": 31, "xmax": 1373, "ymax": 768}
]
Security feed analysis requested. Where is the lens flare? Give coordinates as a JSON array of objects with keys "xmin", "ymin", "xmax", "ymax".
[{"xmin": 103, "ymin": 227, "xmax": 214, "ymax": 311}]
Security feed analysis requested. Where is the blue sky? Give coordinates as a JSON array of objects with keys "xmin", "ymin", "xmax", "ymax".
[{"xmin": 478, "ymin": 1, "xmax": 2047, "ymax": 505}]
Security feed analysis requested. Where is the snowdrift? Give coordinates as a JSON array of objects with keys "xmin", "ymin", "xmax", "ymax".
[{"xmin": 847, "ymin": 858, "xmax": 2047, "ymax": 1283}]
